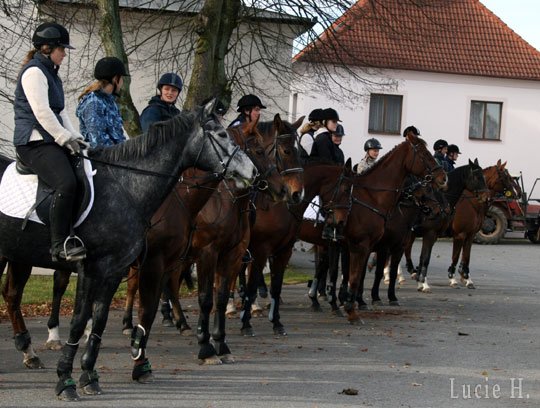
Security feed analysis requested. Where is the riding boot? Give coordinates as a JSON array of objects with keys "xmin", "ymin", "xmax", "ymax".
[{"xmin": 50, "ymin": 192, "xmax": 86, "ymax": 262}]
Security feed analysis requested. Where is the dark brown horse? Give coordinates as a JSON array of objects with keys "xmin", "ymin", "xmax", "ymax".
[
  {"xmin": 447, "ymin": 160, "xmax": 516, "ymax": 288},
  {"xmin": 404, "ymin": 160, "xmax": 489, "ymax": 292},
  {"xmin": 341, "ymin": 134, "xmax": 448, "ymax": 323},
  {"xmin": 238, "ymin": 158, "xmax": 354, "ymax": 336}
]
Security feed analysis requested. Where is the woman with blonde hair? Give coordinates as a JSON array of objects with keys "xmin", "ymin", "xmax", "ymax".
[{"xmin": 76, "ymin": 56, "xmax": 128, "ymax": 148}]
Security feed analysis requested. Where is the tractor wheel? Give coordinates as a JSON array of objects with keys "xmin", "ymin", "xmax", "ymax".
[
  {"xmin": 474, "ymin": 206, "xmax": 507, "ymax": 245},
  {"xmin": 526, "ymin": 227, "xmax": 540, "ymax": 244}
]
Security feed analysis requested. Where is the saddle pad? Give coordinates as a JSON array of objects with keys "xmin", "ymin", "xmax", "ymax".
[
  {"xmin": 0, "ymin": 155, "xmax": 96, "ymax": 227},
  {"xmin": 303, "ymin": 195, "xmax": 325, "ymax": 222}
]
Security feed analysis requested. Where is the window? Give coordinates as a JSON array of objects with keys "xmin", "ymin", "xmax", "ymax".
[
  {"xmin": 468, "ymin": 101, "xmax": 502, "ymax": 140},
  {"xmin": 368, "ymin": 94, "xmax": 403, "ymax": 135}
]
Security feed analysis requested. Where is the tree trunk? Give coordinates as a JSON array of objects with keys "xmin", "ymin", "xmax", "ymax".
[
  {"xmin": 96, "ymin": 0, "xmax": 141, "ymax": 136},
  {"xmin": 184, "ymin": 0, "xmax": 241, "ymax": 111}
]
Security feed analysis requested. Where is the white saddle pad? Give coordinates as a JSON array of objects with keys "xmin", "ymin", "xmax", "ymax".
[
  {"xmin": 0, "ymin": 155, "xmax": 96, "ymax": 227},
  {"xmin": 303, "ymin": 195, "xmax": 325, "ymax": 222}
]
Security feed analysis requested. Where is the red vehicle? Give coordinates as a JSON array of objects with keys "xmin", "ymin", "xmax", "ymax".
[{"xmin": 475, "ymin": 175, "xmax": 540, "ymax": 244}]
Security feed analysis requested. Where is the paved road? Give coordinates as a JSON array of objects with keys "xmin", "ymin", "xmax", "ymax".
[{"xmin": 0, "ymin": 239, "xmax": 539, "ymax": 407}]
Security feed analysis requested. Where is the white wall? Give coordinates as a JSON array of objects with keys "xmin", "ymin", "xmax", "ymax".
[{"xmin": 292, "ymin": 67, "xmax": 540, "ymax": 194}]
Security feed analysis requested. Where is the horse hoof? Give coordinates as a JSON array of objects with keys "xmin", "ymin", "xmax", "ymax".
[
  {"xmin": 225, "ymin": 312, "xmax": 237, "ymax": 319},
  {"xmin": 331, "ymin": 308, "xmax": 344, "ymax": 317},
  {"xmin": 57, "ymin": 387, "xmax": 80, "ymax": 402},
  {"xmin": 241, "ymin": 327, "xmax": 255, "ymax": 337},
  {"xmin": 467, "ymin": 283, "xmax": 476, "ymax": 289},
  {"xmin": 220, "ymin": 354, "xmax": 236, "ymax": 364},
  {"xmin": 122, "ymin": 328, "xmax": 132, "ymax": 336},
  {"xmin": 422, "ymin": 287, "xmax": 432, "ymax": 293},
  {"xmin": 162, "ymin": 318, "xmax": 174, "ymax": 327},
  {"xmin": 24, "ymin": 356, "xmax": 45, "ymax": 369},
  {"xmin": 81, "ymin": 381, "xmax": 102, "ymax": 395},
  {"xmin": 389, "ymin": 300, "xmax": 400, "ymax": 307},
  {"xmin": 358, "ymin": 304, "xmax": 370, "ymax": 311},
  {"xmin": 179, "ymin": 328, "xmax": 193, "ymax": 337},
  {"xmin": 410, "ymin": 273, "xmax": 417, "ymax": 280},
  {"xmin": 310, "ymin": 304, "xmax": 323, "ymax": 312},
  {"xmin": 45, "ymin": 339, "xmax": 63, "ymax": 350},
  {"xmin": 251, "ymin": 310, "xmax": 264, "ymax": 318},
  {"xmin": 449, "ymin": 282, "xmax": 458, "ymax": 288},
  {"xmin": 372, "ymin": 300, "xmax": 383, "ymax": 306},
  {"xmin": 199, "ymin": 355, "xmax": 223, "ymax": 365},
  {"xmin": 273, "ymin": 326, "xmax": 287, "ymax": 336},
  {"xmin": 136, "ymin": 372, "xmax": 155, "ymax": 383}
]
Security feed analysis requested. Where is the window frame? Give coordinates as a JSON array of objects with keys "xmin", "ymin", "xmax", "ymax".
[
  {"xmin": 468, "ymin": 100, "xmax": 503, "ymax": 141},
  {"xmin": 368, "ymin": 93, "xmax": 403, "ymax": 135}
]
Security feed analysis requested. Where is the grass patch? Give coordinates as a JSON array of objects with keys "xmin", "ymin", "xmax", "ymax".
[{"xmin": 0, "ymin": 266, "xmax": 311, "ymax": 318}]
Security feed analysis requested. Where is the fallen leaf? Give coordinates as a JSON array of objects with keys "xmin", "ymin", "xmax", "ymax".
[
  {"xmin": 411, "ymin": 382, "xmax": 422, "ymax": 387},
  {"xmin": 339, "ymin": 388, "xmax": 358, "ymax": 395},
  {"xmin": 458, "ymin": 332, "xmax": 469, "ymax": 336}
]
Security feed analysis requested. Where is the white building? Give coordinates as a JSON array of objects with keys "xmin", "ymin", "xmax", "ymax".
[{"xmin": 291, "ymin": 0, "xmax": 540, "ymax": 194}]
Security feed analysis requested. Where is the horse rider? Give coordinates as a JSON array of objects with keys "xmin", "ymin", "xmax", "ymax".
[
  {"xmin": 140, "ymin": 73, "xmax": 183, "ymax": 133},
  {"xmin": 444, "ymin": 144, "xmax": 461, "ymax": 171},
  {"xmin": 433, "ymin": 139, "xmax": 450, "ymax": 172},
  {"xmin": 309, "ymin": 108, "xmax": 344, "ymax": 165},
  {"xmin": 356, "ymin": 138, "xmax": 383, "ymax": 174},
  {"xmin": 13, "ymin": 22, "xmax": 87, "ymax": 262},
  {"xmin": 228, "ymin": 94, "xmax": 266, "ymax": 128},
  {"xmin": 76, "ymin": 57, "xmax": 128, "ymax": 148},
  {"xmin": 298, "ymin": 108, "xmax": 324, "ymax": 157}
]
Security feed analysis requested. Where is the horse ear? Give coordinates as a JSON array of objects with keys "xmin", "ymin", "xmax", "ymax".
[
  {"xmin": 502, "ymin": 161, "xmax": 507, "ymax": 169},
  {"xmin": 497, "ymin": 159, "xmax": 502, "ymax": 166},
  {"xmin": 291, "ymin": 115, "xmax": 305, "ymax": 131},
  {"xmin": 468, "ymin": 159, "xmax": 473, "ymax": 166},
  {"xmin": 345, "ymin": 158, "xmax": 352, "ymax": 171},
  {"xmin": 474, "ymin": 158, "xmax": 479, "ymax": 166},
  {"xmin": 202, "ymin": 98, "xmax": 216, "ymax": 119},
  {"xmin": 273, "ymin": 113, "xmax": 282, "ymax": 130}
]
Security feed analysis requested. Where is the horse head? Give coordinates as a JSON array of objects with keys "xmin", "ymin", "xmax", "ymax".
[
  {"xmin": 320, "ymin": 158, "xmax": 354, "ymax": 231},
  {"xmin": 258, "ymin": 114, "xmax": 305, "ymax": 205},
  {"xmin": 186, "ymin": 99, "xmax": 257, "ymax": 189},
  {"xmin": 405, "ymin": 133, "xmax": 448, "ymax": 190},
  {"xmin": 465, "ymin": 158, "xmax": 489, "ymax": 202},
  {"xmin": 228, "ymin": 118, "xmax": 287, "ymax": 201},
  {"xmin": 492, "ymin": 159, "xmax": 518, "ymax": 199}
]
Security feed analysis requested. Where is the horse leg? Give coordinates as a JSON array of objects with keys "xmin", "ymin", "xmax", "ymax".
[
  {"xmin": 2, "ymin": 262, "xmax": 44, "ymax": 369},
  {"xmin": 56, "ymin": 265, "xmax": 96, "ymax": 401},
  {"xmin": 417, "ymin": 232, "xmax": 437, "ymax": 293},
  {"xmin": 169, "ymin": 264, "xmax": 192, "ymax": 335},
  {"xmin": 344, "ymin": 246, "xmax": 369, "ymax": 323},
  {"xmin": 79, "ymin": 272, "xmax": 124, "ymax": 396},
  {"xmin": 459, "ymin": 234, "xmax": 475, "ymax": 289},
  {"xmin": 308, "ymin": 245, "xmax": 327, "ymax": 312},
  {"xmin": 403, "ymin": 234, "xmax": 417, "ymax": 279},
  {"xmin": 196, "ymin": 254, "xmax": 220, "ymax": 364},
  {"xmin": 240, "ymin": 261, "xmax": 258, "ymax": 337},
  {"xmin": 371, "ymin": 249, "xmax": 386, "ymax": 306},
  {"xmin": 387, "ymin": 250, "xmax": 401, "ymax": 305},
  {"xmin": 448, "ymin": 235, "xmax": 464, "ymax": 288},
  {"xmin": 159, "ymin": 282, "xmax": 174, "ymax": 327},
  {"xmin": 338, "ymin": 246, "xmax": 350, "ymax": 306},
  {"xmin": 326, "ymin": 242, "xmax": 342, "ymax": 316},
  {"xmin": 46, "ymin": 269, "xmax": 72, "ymax": 350},
  {"xmin": 122, "ymin": 266, "xmax": 139, "ymax": 335},
  {"xmin": 267, "ymin": 247, "xmax": 293, "ymax": 335}
]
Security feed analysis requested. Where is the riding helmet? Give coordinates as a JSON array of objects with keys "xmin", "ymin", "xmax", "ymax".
[
  {"xmin": 157, "ymin": 73, "xmax": 183, "ymax": 92},
  {"xmin": 236, "ymin": 94, "xmax": 266, "ymax": 112},
  {"xmin": 322, "ymin": 108, "xmax": 341, "ymax": 122},
  {"xmin": 433, "ymin": 139, "xmax": 449, "ymax": 151},
  {"xmin": 402, "ymin": 125, "xmax": 420, "ymax": 137},
  {"xmin": 333, "ymin": 124, "xmax": 345, "ymax": 137},
  {"xmin": 32, "ymin": 22, "xmax": 74, "ymax": 49},
  {"xmin": 364, "ymin": 138, "xmax": 382, "ymax": 151},
  {"xmin": 308, "ymin": 108, "xmax": 324, "ymax": 123},
  {"xmin": 447, "ymin": 144, "xmax": 461, "ymax": 154},
  {"xmin": 94, "ymin": 57, "xmax": 129, "ymax": 82}
]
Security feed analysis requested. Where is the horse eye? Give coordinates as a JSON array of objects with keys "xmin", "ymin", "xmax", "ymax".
[
  {"xmin": 256, "ymin": 149, "xmax": 264, "ymax": 156},
  {"xmin": 283, "ymin": 149, "xmax": 291, "ymax": 155}
]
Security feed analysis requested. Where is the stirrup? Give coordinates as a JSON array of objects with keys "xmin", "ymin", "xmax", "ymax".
[{"xmin": 53, "ymin": 236, "xmax": 87, "ymax": 262}]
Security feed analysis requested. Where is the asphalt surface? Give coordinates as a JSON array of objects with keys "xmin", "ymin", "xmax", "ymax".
[{"xmin": 0, "ymin": 239, "xmax": 539, "ymax": 407}]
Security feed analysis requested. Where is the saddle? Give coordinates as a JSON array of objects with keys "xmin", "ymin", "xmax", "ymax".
[{"xmin": 0, "ymin": 154, "xmax": 95, "ymax": 229}]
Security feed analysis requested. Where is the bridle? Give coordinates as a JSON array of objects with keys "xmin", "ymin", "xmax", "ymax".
[{"xmin": 266, "ymin": 132, "xmax": 303, "ymax": 177}]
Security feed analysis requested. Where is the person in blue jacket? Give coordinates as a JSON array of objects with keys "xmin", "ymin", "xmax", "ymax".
[
  {"xmin": 139, "ymin": 73, "xmax": 183, "ymax": 133},
  {"xmin": 76, "ymin": 57, "xmax": 128, "ymax": 148}
]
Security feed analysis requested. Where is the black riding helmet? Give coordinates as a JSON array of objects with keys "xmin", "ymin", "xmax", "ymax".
[
  {"xmin": 94, "ymin": 57, "xmax": 129, "ymax": 82},
  {"xmin": 322, "ymin": 108, "xmax": 341, "ymax": 122},
  {"xmin": 364, "ymin": 138, "xmax": 382, "ymax": 151},
  {"xmin": 334, "ymin": 124, "xmax": 345, "ymax": 137},
  {"xmin": 158, "ymin": 73, "xmax": 183, "ymax": 92},
  {"xmin": 447, "ymin": 144, "xmax": 461, "ymax": 154},
  {"xmin": 433, "ymin": 139, "xmax": 449, "ymax": 151},
  {"xmin": 308, "ymin": 108, "xmax": 324, "ymax": 123},
  {"xmin": 403, "ymin": 125, "xmax": 420, "ymax": 137},
  {"xmin": 32, "ymin": 22, "xmax": 74, "ymax": 49},
  {"xmin": 236, "ymin": 94, "xmax": 266, "ymax": 112}
]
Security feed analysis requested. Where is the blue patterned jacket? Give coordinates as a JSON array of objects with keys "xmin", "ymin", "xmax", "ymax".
[{"xmin": 76, "ymin": 90, "xmax": 125, "ymax": 148}]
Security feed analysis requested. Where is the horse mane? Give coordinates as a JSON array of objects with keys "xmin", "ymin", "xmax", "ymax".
[
  {"xmin": 89, "ymin": 111, "xmax": 196, "ymax": 162},
  {"xmin": 257, "ymin": 120, "xmax": 296, "ymax": 137},
  {"xmin": 357, "ymin": 137, "xmax": 428, "ymax": 177}
]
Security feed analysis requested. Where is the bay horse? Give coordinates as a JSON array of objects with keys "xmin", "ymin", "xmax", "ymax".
[
  {"xmin": 341, "ymin": 133, "xmax": 448, "ymax": 323},
  {"xmin": 403, "ymin": 160, "xmax": 489, "ymax": 292},
  {"xmin": 0, "ymin": 103, "xmax": 257, "ymax": 401},
  {"xmin": 238, "ymin": 158, "xmax": 354, "ymax": 336},
  {"xmin": 120, "ymin": 118, "xmax": 288, "ymax": 379},
  {"xmin": 447, "ymin": 160, "xmax": 516, "ymax": 288}
]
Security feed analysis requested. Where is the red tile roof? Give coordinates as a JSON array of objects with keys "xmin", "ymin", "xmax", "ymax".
[{"xmin": 294, "ymin": 0, "xmax": 540, "ymax": 81}]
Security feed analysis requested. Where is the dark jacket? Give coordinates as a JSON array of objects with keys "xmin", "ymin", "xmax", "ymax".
[
  {"xmin": 434, "ymin": 151, "xmax": 450, "ymax": 172},
  {"xmin": 310, "ymin": 131, "xmax": 344, "ymax": 165},
  {"xmin": 228, "ymin": 113, "xmax": 247, "ymax": 128},
  {"xmin": 444, "ymin": 156, "xmax": 456, "ymax": 172},
  {"xmin": 14, "ymin": 52, "xmax": 64, "ymax": 146},
  {"xmin": 140, "ymin": 96, "xmax": 181, "ymax": 133}
]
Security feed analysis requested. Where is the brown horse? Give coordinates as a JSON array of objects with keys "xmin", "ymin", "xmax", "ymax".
[
  {"xmin": 238, "ymin": 158, "xmax": 354, "ymax": 336},
  {"xmin": 404, "ymin": 160, "xmax": 489, "ymax": 292},
  {"xmin": 341, "ymin": 133, "xmax": 448, "ymax": 323},
  {"xmin": 447, "ymin": 160, "xmax": 516, "ymax": 288}
]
